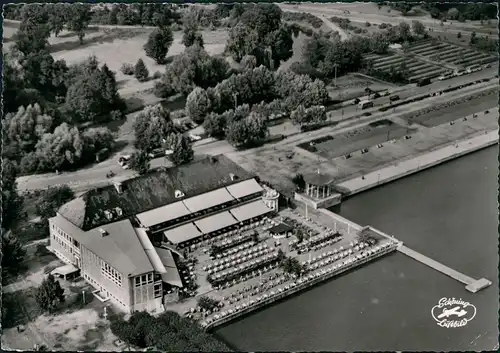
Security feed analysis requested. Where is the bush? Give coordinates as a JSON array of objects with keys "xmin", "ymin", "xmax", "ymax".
[
  {"xmin": 379, "ymin": 23, "xmax": 388, "ymax": 29},
  {"xmin": 121, "ymin": 63, "xmax": 135, "ymax": 75},
  {"xmin": 365, "ymin": 21, "xmax": 371, "ymax": 27},
  {"xmin": 152, "ymin": 71, "xmax": 162, "ymax": 79}
]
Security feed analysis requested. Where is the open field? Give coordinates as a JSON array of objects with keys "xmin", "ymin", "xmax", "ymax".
[
  {"xmin": 407, "ymin": 38, "xmax": 498, "ymax": 68},
  {"xmin": 3, "ymin": 21, "xmax": 228, "ymax": 100},
  {"xmin": 297, "ymin": 119, "xmax": 412, "ymax": 160},
  {"xmin": 364, "ymin": 52, "xmax": 448, "ymax": 82}
]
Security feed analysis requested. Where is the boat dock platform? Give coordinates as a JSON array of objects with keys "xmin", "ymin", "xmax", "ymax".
[{"xmin": 398, "ymin": 245, "xmax": 491, "ymax": 293}]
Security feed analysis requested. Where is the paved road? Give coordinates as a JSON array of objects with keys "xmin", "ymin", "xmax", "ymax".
[
  {"xmin": 16, "ymin": 76, "xmax": 497, "ymax": 193},
  {"xmin": 327, "ymin": 67, "xmax": 497, "ymax": 119}
]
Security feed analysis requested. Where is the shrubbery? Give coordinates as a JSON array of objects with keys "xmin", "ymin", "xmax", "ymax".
[{"xmin": 109, "ymin": 311, "xmax": 230, "ymax": 351}]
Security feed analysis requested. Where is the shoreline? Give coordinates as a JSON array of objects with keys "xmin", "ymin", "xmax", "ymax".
[{"xmin": 337, "ymin": 128, "xmax": 498, "ymax": 197}]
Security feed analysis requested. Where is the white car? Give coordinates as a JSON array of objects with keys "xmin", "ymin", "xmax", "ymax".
[{"xmin": 189, "ymin": 134, "xmax": 202, "ymax": 141}]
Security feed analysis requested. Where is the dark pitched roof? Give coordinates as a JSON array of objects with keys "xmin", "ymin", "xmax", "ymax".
[
  {"xmin": 268, "ymin": 223, "xmax": 293, "ymax": 234},
  {"xmin": 58, "ymin": 155, "xmax": 254, "ymax": 231}
]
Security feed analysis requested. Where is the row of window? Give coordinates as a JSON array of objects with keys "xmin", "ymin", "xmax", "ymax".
[
  {"xmin": 52, "ymin": 234, "xmax": 74, "ymax": 255},
  {"xmin": 135, "ymin": 273, "xmax": 153, "ymax": 287},
  {"xmin": 134, "ymin": 283, "xmax": 162, "ymax": 304},
  {"xmin": 51, "ymin": 224, "xmax": 79, "ymax": 247},
  {"xmin": 101, "ymin": 261, "xmax": 123, "ymax": 287},
  {"xmin": 83, "ymin": 273, "xmax": 127, "ymax": 307}
]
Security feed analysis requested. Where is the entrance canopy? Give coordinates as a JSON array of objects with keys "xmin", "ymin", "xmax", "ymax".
[{"xmin": 51, "ymin": 264, "xmax": 79, "ymax": 277}]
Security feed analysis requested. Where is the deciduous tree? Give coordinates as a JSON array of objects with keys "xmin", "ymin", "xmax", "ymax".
[
  {"xmin": 144, "ymin": 26, "xmax": 174, "ymax": 64},
  {"xmin": 1, "ymin": 230, "xmax": 26, "ymax": 276},
  {"xmin": 129, "ymin": 150, "xmax": 151, "ymax": 175},
  {"xmin": 133, "ymin": 104, "xmax": 174, "ymax": 152},
  {"xmin": 34, "ymin": 185, "xmax": 75, "ymax": 221},
  {"xmin": 186, "ymin": 87, "xmax": 211, "ymax": 123},
  {"xmin": 165, "ymin": 133, "xmax": 194, "ymax": 166},
  {"xmin": 66, "ymin": 3, "xmax": 91, "ymax": 44}
]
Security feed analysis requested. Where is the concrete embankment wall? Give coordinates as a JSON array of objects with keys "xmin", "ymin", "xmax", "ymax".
[
  {"xmin": 205, "ymin": 244, "xmax": 397, "ymax": 331},
  {"xmin": 339, "ymin": 129, "xmax": 498, "ymax": 197}
]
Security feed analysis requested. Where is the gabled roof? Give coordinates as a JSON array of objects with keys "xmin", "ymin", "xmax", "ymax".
[
  {"xmin": 84, "ymin": 220, "xmax": 154, "ymax": 277},
  {"xmin": 52, "ymin": 215, "xmax": 155, "ymax": 277},
  {"xmin": 58, "ymin": 155, "xmax": 254, "ymax": 231}
]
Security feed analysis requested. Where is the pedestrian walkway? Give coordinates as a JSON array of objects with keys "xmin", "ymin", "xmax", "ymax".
[
  {"xmin": 338, "ymin": 128, "xmax": 498, "ymax": 195},
  {"xmin": 398, "ymin": 245, "xmax": 491, "ymax": 293}
]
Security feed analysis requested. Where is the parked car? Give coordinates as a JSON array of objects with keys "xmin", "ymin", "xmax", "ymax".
[
  {"xmin": 389, "ymin": 95, "xmax": 400, "ymax": 102},
  {"xmin": 372, "ymin": 92, "xmax": 381, "ymax": 99},
  {"xmin": 189, "ymin": 134, "xmax": 202, "ymax": 141},
  {"xmin": 118, "ymin": 155, "xmax": 131, "ymax": 166},
  {"xmin": 148, "ymin": 149, "xmax": 165, "ymax": 159}
]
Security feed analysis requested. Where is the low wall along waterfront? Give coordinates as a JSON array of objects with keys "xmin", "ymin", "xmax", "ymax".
[{"xmin": 338, "ymin": 129, "xmax": 499, "ymax": 196}]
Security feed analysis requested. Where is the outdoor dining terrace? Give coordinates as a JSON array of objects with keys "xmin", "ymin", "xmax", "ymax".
[
  {"xmin": 200, "ymin": 240, "xmax": 398, "ymax": 329},
  {"xmin": 203, "ymin": 243, "xmax": 272, "ymax": 273},
  {"xmin": 206, "ymin": 251, "xmax": 281, "ymax": 287}
]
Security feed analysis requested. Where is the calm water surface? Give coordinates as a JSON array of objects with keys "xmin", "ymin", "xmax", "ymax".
[{"xmin": 215, "ymin": 147, "xmax": 499, "ymax": 351}]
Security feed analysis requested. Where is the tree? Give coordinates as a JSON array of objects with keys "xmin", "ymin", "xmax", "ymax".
[
  {"xmin": 411, "ymin": 20, "xmax": 425, "ymax": 37},
  {"xmin": 129, "ymin": 150, "xmax": 151, "ymax": 175},
  {"xmin": 447, "ymin": 8, "xmax": 460, "ymax": 20},
  {"xmin": 34, "ymin": 186, "xmax": 75, "ymax": 221},
  {"xmin": 182, "ymin": 12, "xmax": 204, "ymax": 48},
  {"xmin": 457, "ymin": 32, "xmax": 462, "ymax": 39},
  {"xmin": 144, "ymin": 26, "xmax": 174, "ymax": 64},
  {"xmin": 1, "ymin": 159, "xmax": 21, "ymax": 229},
  {"xmin": 226, "ymin": 111, "xmax": 268, "ymax": 148},
  {"xmin": 197, "ymin": 296, "xmax": 219, "ymax": 312},
  {"xmin": 165, "ymin": 133, "xmax": 194, "ymax": 166},
  {"xmin": 35, "ymin": 274, "xmax": 65, "ymax": 313},
  {"xmin": 47, "ymin": 4, "xmax": 67, "ymax": 37},
  {"xmin": 134, "ymin": 58, "xmax": 149, "ymax": 82},
  {"xmin": 291, "ymin": 173, "xmax": 305, "ymax": 191},
  {"xmin": 65, "ymin": 61, "xmax": 124, "ymax": 123},
  {"xmin": 156, "ymin": 45, "xmax": 230, "ymax": 97},
  {"xmin": 66, "ymin": 3, "xmax": 91, "ymax": 44},
  {"xmin": 203, "ymin": 112, "xmax": 228, "ymax": 139},
  {"xmin": 32, "ymin": 123, "xmax": 114, "ymax": 172},
  {"xmin": 133, "ymin": 104, "xmax": 174, "ymax": 152},
  {"xmin": 2, "ymin": 230, "xmax": 26, "ymax": 276},
  {"xmin": 186, "ymin": 87, "xmax": 211, "ymax": 123},
  {"xmin": 280, "ymin": 256, "xmax": 303, "ymax": 276}
]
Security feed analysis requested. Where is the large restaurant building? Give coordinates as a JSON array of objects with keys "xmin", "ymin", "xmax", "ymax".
[{"xmin": 48, "ymin": 155, "xmax": 277, "ymax": 313}]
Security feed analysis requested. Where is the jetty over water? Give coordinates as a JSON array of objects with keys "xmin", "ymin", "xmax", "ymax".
[{"xmin": 398, "ymin": 245, "xmax": 491, "ymax": 293}]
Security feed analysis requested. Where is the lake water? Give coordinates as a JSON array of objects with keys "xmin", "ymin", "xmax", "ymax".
[{"xmin": 215, "ymin": 146, "xmax": 499, "ymax": 351}]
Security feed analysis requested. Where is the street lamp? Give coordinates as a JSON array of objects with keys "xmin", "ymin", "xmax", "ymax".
[{"xmin": 333, "ymin": 63, "xmax": 339, "ymax": 87}]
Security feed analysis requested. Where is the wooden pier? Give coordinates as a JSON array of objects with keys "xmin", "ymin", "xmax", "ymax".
[{"xmin": 398, "ymin": 245, "xmax": 491, "ymax": 293}]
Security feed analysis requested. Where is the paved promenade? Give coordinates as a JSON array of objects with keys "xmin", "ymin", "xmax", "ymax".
[{"xmin": 338, "ymin": 129, "xmax": 498, "ymax": 195}]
